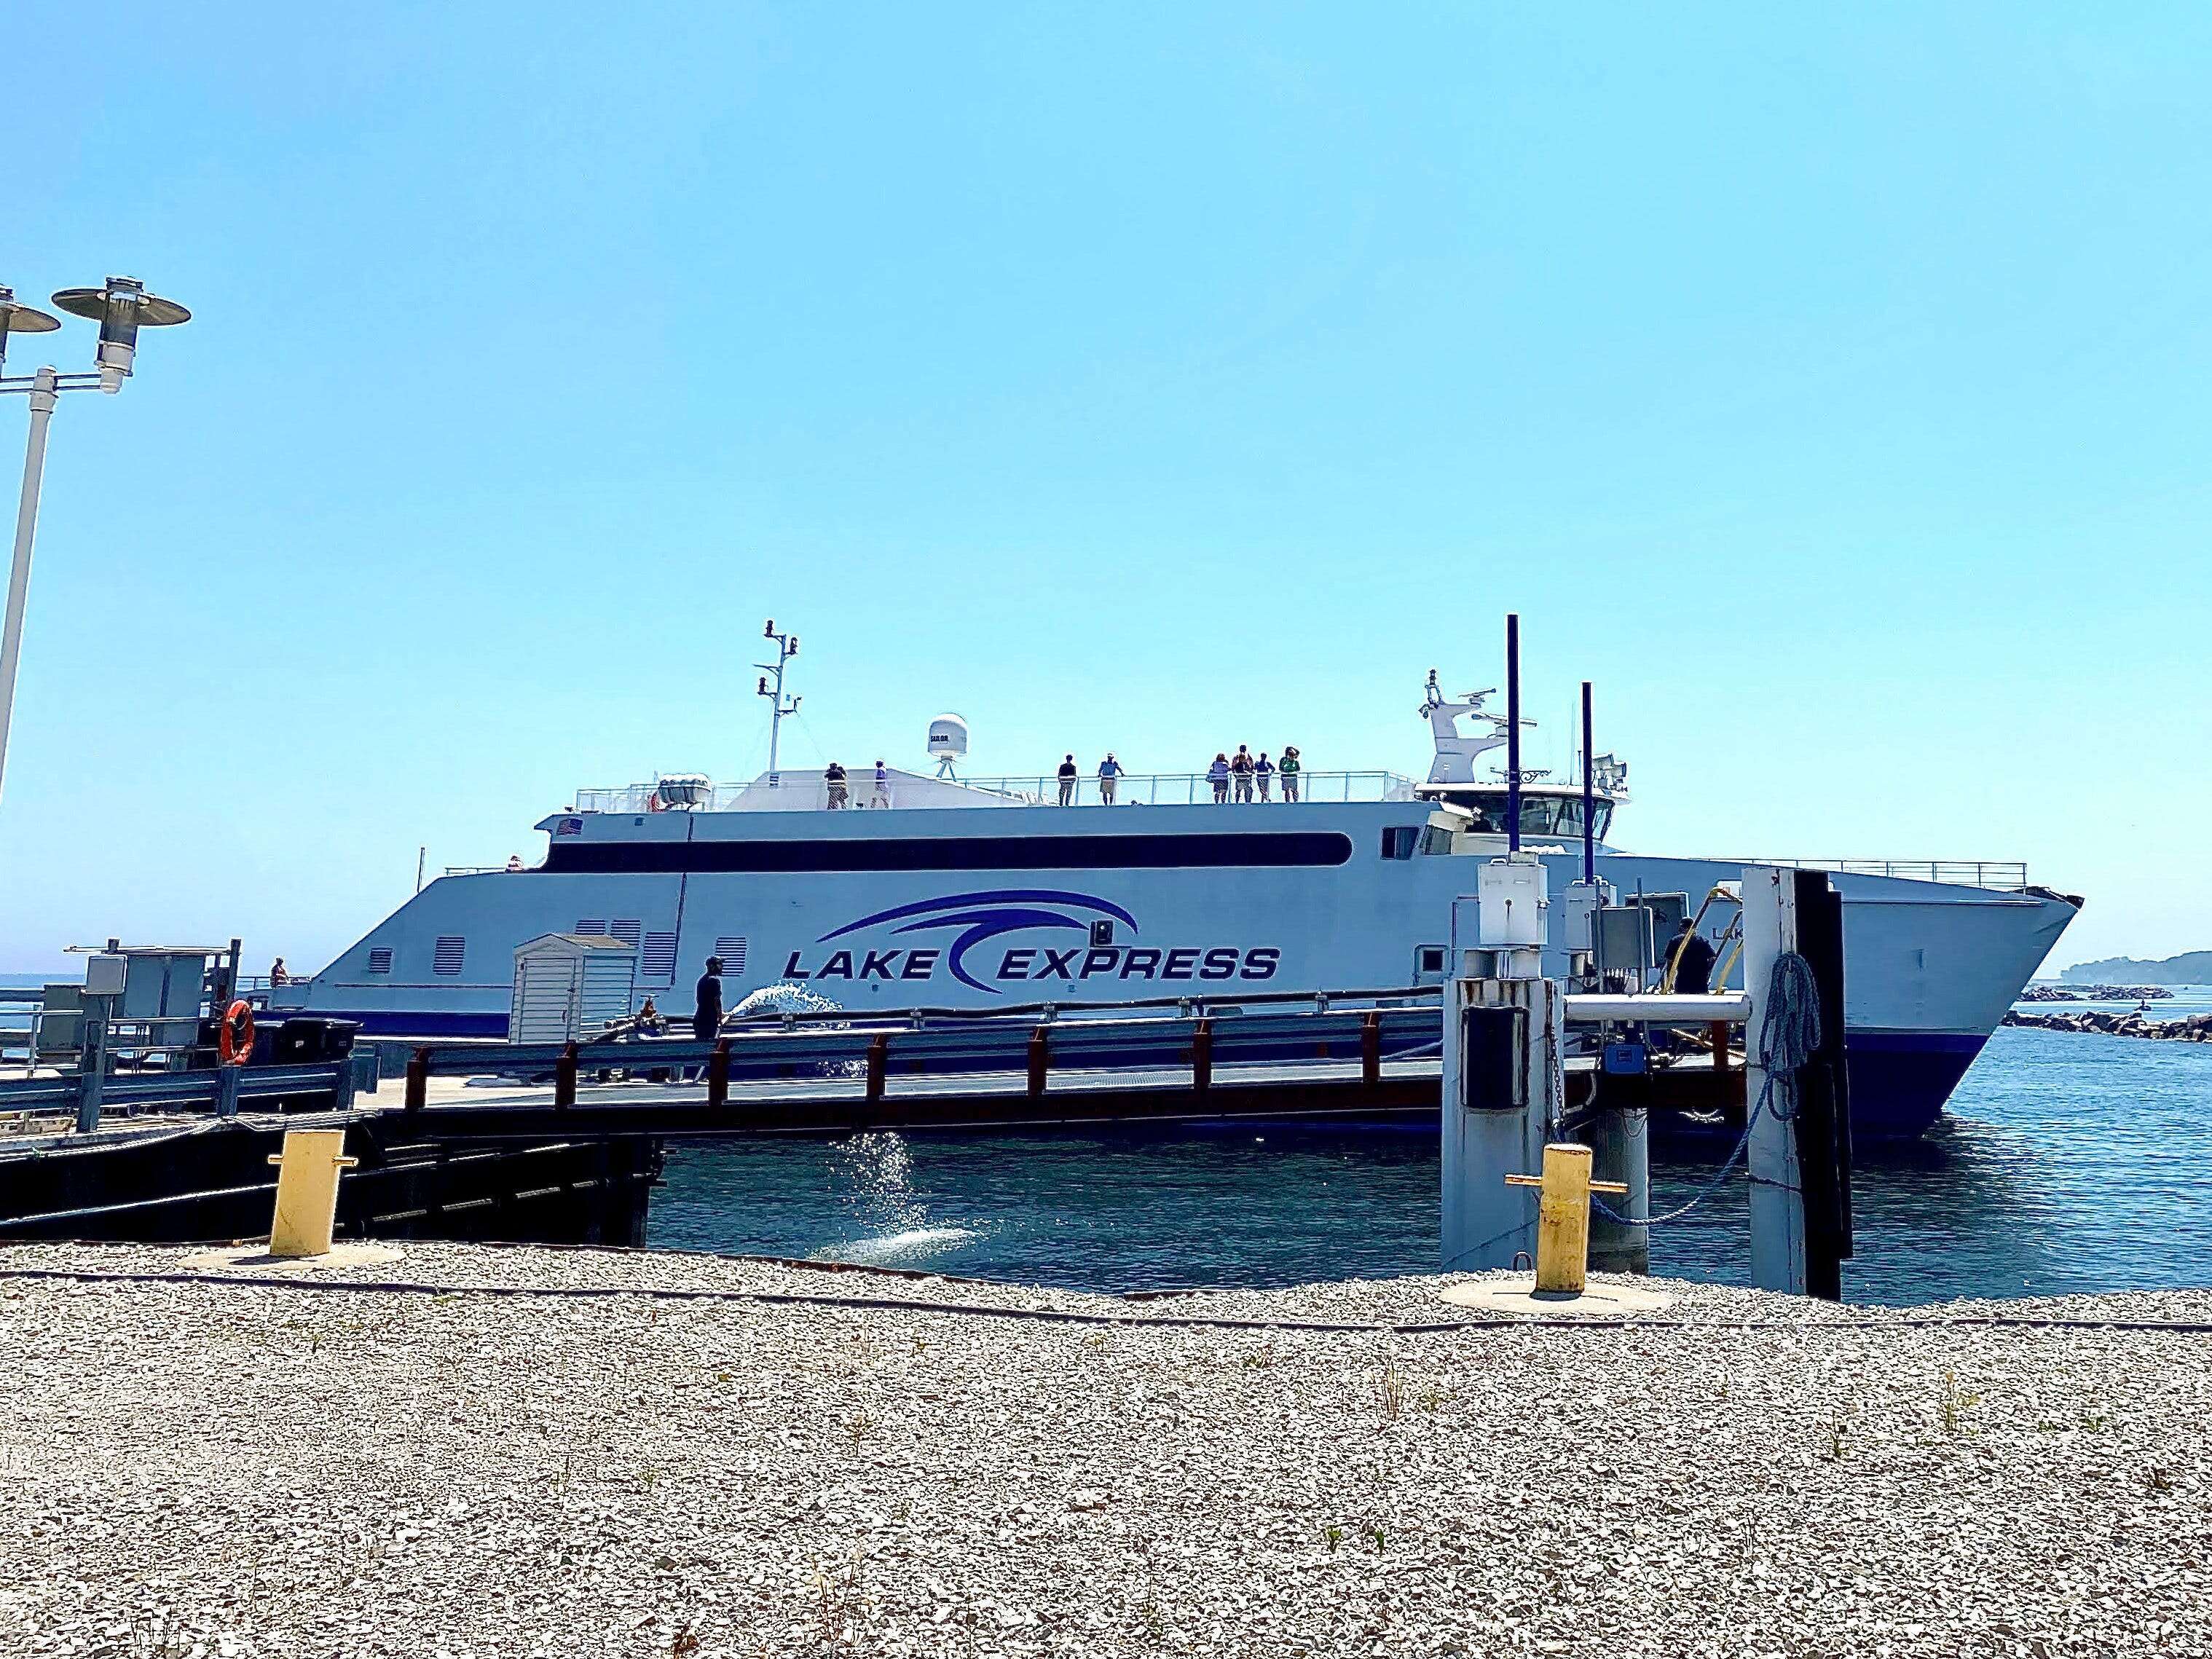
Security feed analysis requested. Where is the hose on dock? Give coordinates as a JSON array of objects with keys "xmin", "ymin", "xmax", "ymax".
[{"xmin": 3, "ymin": 1263, "xmax": 2209, "ymax": 1337}]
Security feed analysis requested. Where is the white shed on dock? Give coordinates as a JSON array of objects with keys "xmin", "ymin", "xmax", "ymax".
[{"xmin": 509, "ymin": 934, "xmax": 638, "ymax": 1044}]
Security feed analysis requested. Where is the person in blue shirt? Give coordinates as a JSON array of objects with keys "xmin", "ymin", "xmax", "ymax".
[
  {"xmin": 1097, "ymin": 752, "xmax": 1123, "ymax": 804},
  {"xmin": 1254, "ymin": 752, "xmax": 1275, "ymax": 801}
]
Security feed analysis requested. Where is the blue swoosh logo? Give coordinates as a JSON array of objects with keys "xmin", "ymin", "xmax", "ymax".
[{"xmin": 819, "ymin": 888, "xmax": 1138, "ymax": 995}]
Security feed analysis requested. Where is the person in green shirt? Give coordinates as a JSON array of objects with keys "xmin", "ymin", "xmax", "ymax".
[{"xmin": 1279, "ymin": 746, "xmax": 1302, "ymax": 802}]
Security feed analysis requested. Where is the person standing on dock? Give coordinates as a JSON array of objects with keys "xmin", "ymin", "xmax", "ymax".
[
  {"xmin": 1098, "ymin": 752, "xmax": 1122, "ymax": 804},
  {"xmin": 1666, "ymin": 919, "xmax": 1716, "ymax": 996},
  {"xmin": 1280, "ymin": 746, "xmax": 1301, "ymax": 802},
  {"xmin": 693, "ymin": 956, "xmax": 725, "ymax": 1041}
]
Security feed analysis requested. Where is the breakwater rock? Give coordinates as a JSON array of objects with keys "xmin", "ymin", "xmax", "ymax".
[
  {"xmin": 2018, "ymin": 983, "xmax": 2173, "ymax": 1003},
  {"xmin": 2004, "ymin": 1007, "xmax": 2212, "ymax": 1040}
]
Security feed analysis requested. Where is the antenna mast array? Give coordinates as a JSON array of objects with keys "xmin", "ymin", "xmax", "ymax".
[{"xmin": 755, "ymin": 620, "xmax": 800, "ymax": 785}]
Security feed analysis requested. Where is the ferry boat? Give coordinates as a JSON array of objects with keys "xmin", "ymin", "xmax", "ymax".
[{"xmin": 270, "ymin": 659, "xmax": 2078, "ymax": 1137}]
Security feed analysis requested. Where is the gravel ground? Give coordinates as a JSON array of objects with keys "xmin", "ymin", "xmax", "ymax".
[{"xmin": 1, "ymin": 1242, "xmax": 2207, "ymax": 1658}]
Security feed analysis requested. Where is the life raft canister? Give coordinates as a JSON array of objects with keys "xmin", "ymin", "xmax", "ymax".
[{"xmin": 218, "ymin": 998, "xmax": 256, "ymax": 1066}]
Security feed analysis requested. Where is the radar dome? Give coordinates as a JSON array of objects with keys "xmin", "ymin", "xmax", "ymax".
[{"xmin": 926, "ymin": 714, "xmax": 969, "ymax": 760}]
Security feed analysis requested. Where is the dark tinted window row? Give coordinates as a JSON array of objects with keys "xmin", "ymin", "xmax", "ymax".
[{"xmin": 543, "ymin": 831, "xmax": 1358, "ymax": 875}]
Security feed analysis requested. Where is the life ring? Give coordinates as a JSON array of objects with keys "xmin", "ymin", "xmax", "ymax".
[{"xmin": 218, "ymin": 999, "xmax": 256, "ymax": 1066}]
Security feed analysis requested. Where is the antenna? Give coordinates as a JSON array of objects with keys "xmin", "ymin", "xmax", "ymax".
[{"xmin": 755, "ymin": 620, "xmax": 801, "ymax": 785}]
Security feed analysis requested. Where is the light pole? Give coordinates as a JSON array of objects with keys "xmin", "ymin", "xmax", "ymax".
[{"xmin": 0, "ymin": 276, "xmax": 190, "ymax": 807}]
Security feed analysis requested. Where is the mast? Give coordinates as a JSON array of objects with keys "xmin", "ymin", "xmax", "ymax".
[
  {"xmin": 1580, "ymin": 679, "xmax": 1596, "ymax": 883},
  {"xmin": 1506, "ymin": 614, "xmax": 1522, "ymax": 852},
  {"xmin": 755, "ymin": 620, "xmax": 800, "ymax": 784}
]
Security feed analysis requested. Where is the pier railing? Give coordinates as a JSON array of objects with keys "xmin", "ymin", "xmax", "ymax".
[
  {"xmin": 0, "ymin": 1055, "xmax": 378, "ymax": 1138},
  {"xmin": 390, "ymin": 987, "xmax": 1449, "ymax": 1108}
]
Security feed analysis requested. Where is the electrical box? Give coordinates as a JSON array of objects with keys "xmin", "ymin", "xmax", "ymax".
[
  {"xmin": 118, "ymin": 951, "xmax": 213, "ymax": 1020},
  {"xmin": 1476, "ymin": 856, "xmax": 1548, "ymax": 948},
  {"xmin": 1596, "ymin": 905, "xmax": 1655, "ymax": 976},
  {"xmin": 84, "ymin": 954, "xmax": 126, "ymax": 996},
  {"xmin": 1458, "ymin": 1004, "xmax": 1524, "ymax": 1111},
  {"xmin": 1629, "ymin": 891, "xmax": 1690, "ymax": 945},
  {"xmin": 1562, "ymin": 879, "xmax": 1613, "ymax": 953},
  {"xmin": 1602, "ymin": 1041, "xmax": 1649, "ymax": 1075}
]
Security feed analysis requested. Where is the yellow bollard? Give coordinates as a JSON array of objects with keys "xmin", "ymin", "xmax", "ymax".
[
  {"xmin": 264, "ymin": 1129, "xmax": 360, "ymax": 1258},
  {"xmin": 1504, "ymin": 1142, "xmax": 1629, "ymax": 1296}
]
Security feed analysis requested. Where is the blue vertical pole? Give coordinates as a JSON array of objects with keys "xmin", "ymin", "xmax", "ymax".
[
  {"xmin": 1505, "ymin": 614, "xmax": 1522, "ymax": 852},
  {"xmin": 1581, "ymin": 679, "xmax": 1596, "ymax": 883}
]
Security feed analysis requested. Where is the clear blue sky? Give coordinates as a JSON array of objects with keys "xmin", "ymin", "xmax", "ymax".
[{"xmin": 2, "ymin": 3, "xmax": 2205, "ymax": 974}]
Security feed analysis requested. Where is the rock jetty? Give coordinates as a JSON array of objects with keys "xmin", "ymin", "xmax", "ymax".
[
  {"xmin": 2, "ymin": 1240, "xmax": 2208, "ymax": 1657},
  {"xmin": 2018, "ymin": 983, "xmax": 2173, "ymax": 1004},
  {"xmin": 2004, "ymin": 1006, "xmax": 2212, "ymax": 1040}
]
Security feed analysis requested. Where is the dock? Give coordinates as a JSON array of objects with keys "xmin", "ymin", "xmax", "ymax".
[{"xmin": 0, "ymin": 1238, "xmax": 2201, "ymax": 1657}]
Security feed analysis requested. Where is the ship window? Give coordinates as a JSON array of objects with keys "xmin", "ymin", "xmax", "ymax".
[
  {"xmin": 610, "ymin": 918, "xmax": 642, "ymax": 950},
  {"xmin": 1460, "ymin": 795, "xmax": 1613, "ymax": 841},
  {"xmin": 1417, "ymin": 945, "xmax": 1447, "ymax": 978},
  {"xmin": 1382, "ymin": 827, "xmax": 1420, "ymax": 860},
  {"xmin": 366, "ymin": 947, "xmax": 393, "ymax": 975},
  {"xmin": 432, "ymin": 936, "xmax": 466, "ymax": 977},
  {"xmin": 712, "ymin": 936, "xmax": 748, "ymax": 975},
  {"xmin": 641, "ymin": 931, "xmax": 677, "ymax": 980},
  {"xmin": 543, "ymin": 832, "xmax": 1357, "ymax": 876}
]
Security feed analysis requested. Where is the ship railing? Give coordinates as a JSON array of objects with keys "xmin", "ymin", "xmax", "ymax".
[
  {"xmin": 1750, "ymin": 857, "xmax": 2033, "ymax": 891},
  {"xmin": 573, "ymin": 769, "xmax": 1418, "ymax": 814}
]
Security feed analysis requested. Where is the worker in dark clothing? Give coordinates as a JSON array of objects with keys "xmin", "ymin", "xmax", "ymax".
[
  {"xmin": 1667, "ymin": 920, "xmax": 1717, "ymax": 996},
  {"xmin": 693, "ymin": 956, "xmax": 725, "ymax": 1041}
]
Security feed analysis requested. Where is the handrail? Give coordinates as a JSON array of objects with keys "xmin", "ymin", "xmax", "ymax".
[
  {"xmin": 1741, "ymin": 857, "xmax": 2032, "ymax": 892},
  {"xmin": 394, "ymin": 1001, "xmax": 1447, "ymax": 1086},
  {"xmin": 573, "ymin": 768, "xmax": 1419, "ymax": 814}
]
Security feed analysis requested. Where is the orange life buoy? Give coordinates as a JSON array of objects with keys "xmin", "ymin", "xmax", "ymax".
[{"xmin": 218, "ymin": 998, "xmax": 256, "ymax": 1066}]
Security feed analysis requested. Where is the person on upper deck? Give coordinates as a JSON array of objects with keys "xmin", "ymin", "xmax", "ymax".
[
  {"xmin": 694, "ymin": 957, "xmax": 724, "ymax": 1041},
  {"xmin": 824, "ymin": 762, "xmax": 849, "ymax": 809},
  {"xmin": 1230, "ymin": 745, "xmax": 1256, "ymax": 803},
  {"xmin": 1098, "ymin": 752, "xmax": 1122, "ymax": 805},
  {"xmin": 268, "ymin": 958, "xmax": 288, "ymax": 987},
  {"xmin": 1279, "ymin": 746, "xmax": 1301, "ymax": 802},
  {"xmin": 871, "ymin": 760, "xmax": 892, "ymax": 808},
  {"xmin": 1254, "ymin": 752, "xmax": 1275, "ymax": 801},
  {"xmin": 1666, "ymin": 919, "xmax": 1717, "ymax": 996},
  {"xmin": 1208, "ymin": 753, "xmax": 1230, "ymax": 803},
  {"xmin": 1057, "ymin": 754, "xmax": 1079, "ymax": 806}
]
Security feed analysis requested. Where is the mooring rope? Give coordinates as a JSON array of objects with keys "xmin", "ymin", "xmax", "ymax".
[{"xmin": 1593, "ymin": 949, "xmax": 1822, "ymax": 1229}]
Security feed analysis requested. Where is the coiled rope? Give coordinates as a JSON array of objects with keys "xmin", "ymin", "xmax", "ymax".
[{"xmin": 1594, "ymin": 949, "xmax": 1822, "ymax": 1229}]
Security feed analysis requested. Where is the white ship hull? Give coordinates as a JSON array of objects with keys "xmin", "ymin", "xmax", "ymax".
[{"xmin": 273, "ymin": 799, "xmax": 2075, "ymax": 1138}]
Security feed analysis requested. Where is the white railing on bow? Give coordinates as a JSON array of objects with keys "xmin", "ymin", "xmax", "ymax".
[{"xmin": 1754, "ymin": 857, "xmax": 2034, "ymax": 891}]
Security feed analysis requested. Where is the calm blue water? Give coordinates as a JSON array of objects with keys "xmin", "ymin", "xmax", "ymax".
[
  {"xmin": 648, "ymin": 989, "xmax": 2212, "ymax": 1305},
  {"xmin": 14, "ymin": 969, "xmax": 2208, "ymax": 1304}
]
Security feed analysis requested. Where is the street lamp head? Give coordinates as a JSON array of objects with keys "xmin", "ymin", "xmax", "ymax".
[
  {"xmin": 0, "ymin": 287, "xmax": 63, "ymax": 379},
  {"xmin": 51, "ymin": 276, "xmax": 189, "ymax": 393}
]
